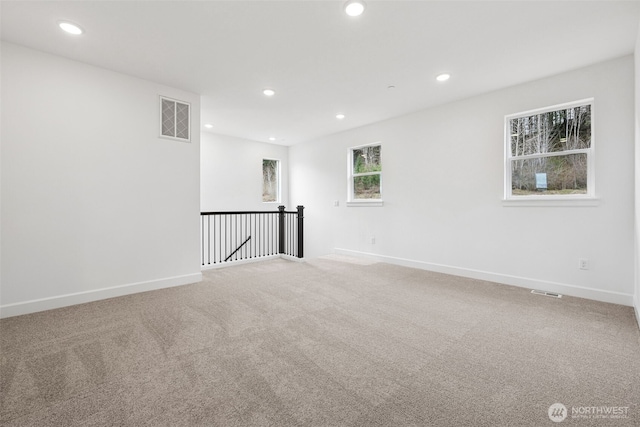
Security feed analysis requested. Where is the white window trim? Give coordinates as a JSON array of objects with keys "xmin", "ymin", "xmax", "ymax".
[
  {"xmin": 159, "ymin": 95, "xmax": 191, "ymax": 142},
  {"xmin": 346, "ymin": 200, "xmax": 384, "ymax": 207},
  {"xmin": 347, "ymin": 142, "xmax": 384, "ymax": 207},
  {"xmin": 503, "ymin": 98, "xmax": 595, "ymax": 205},
  {"xmin": 262, "ymin": 158, "xmax": 281, "ymax": 204}
]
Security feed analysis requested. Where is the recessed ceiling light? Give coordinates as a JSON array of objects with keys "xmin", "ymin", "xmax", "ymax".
[
  {"xmin": 344, "ymin": 0, "xmax": 366, "ymax": 17},
  {"xmin": 58, "ymin": 21, "xmax": 83, "ymax": 35},
  {"xmin": 263, "ymin": 89, "xmax": 275, "ymax": 97},
  {"xmin": 336, "ymin": 113, "xmax": 345, "ymax": 120},
  {"xmin": 204, "ymin": 124, "xmax": 213, "ymax": 129},
  {"xmin": 436, "ymin": 73, "xmax": 451, "ymax": 82},
  {"xmin": 268, "ymin": 137, "xmax": 276, "ymax": 141}
]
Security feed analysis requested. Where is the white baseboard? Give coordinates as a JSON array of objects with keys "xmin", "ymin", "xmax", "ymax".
[
  {"xmin": 334, "ymin": 248, "xmax": 634, "ymax": 307},
  {"xmin": 634, "ymin": 296, "xmax": 640, "ymax": 331},
  {"xmin": 281, "ymin": 254, "xmax": 306, "ymax": 263},
  {"xmin": 200, "ymin": 254, "xmax": 304, "ymax": 271},
  {"xmin": 0, "ymin": 272, "xmax": 202, "ymax": 319}
]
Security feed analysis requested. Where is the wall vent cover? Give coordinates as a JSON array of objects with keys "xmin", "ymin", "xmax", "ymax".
[
  {"xmin": 531, "ymin": 289, "xmax": 562, "ymax": 298},
  {"xmin": 160, "ymin": 96, "xmax": 190, "ymax": 142}
]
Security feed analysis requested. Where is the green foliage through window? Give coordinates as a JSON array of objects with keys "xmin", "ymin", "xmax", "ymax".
[
  {"xmin": 507, "ymin": 101, "xmax": 592, "ymax": 197},
  {"xmin": 353, "ymin": 146, "xmax": 382, "ymax": 174},
  {"xmin": 351, "ymin": 145, "xmax": 382, "ymax": 200}
]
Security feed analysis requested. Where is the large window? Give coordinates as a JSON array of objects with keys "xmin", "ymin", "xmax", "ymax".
[
  {"xmin": 262, "ymin": 159, "xmax": 280, "ymax": 203},
  {"xmin": 505, "ymin": 99, "xmax": 594, "ymax": 200},
  {"xmin": 349, "ymin": 144, "xmax": 382, "ymax": 203}
]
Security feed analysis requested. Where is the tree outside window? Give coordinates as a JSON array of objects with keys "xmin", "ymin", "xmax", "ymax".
[
  {"xmin": 262, "ymin": 159, "xmax": 279, "ymax": 203},
  {"xmin": 505, "ymin": 100, "xmax": 593, "ymax": 199},
  {"xmin": 350, "ymin": 145, "xmax": 381, "ymax": 200}
]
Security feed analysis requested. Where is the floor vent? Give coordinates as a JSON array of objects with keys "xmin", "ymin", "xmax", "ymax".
[{"xmin": 531, "ymin": 290, "xmax": 562, "ymax": 298}]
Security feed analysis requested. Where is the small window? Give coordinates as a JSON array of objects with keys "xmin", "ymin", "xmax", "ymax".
[
  {"xmin": 348, "ymin": 144, "xmax": 382, "ymax": 204},
  {"xmin": 262, "ymin": 159, "xmax": 280, "ymax": 203},
  {"xmin": 505, "ymin": 99, "xmax": 594, "ymax": 200},
  {"xmin": 160, "ymin": 96, "xmax": 190, "ymax": 141}
]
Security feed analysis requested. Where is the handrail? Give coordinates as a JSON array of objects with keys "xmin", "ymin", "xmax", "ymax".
[
  {"xmin": 225, "ymin": 236, "xmax": 252, "ymax": 262},
  {"xmin": 200, "ymin": 210, "xmax": 298, "ymax": 215},
  {"xmin": 200, "ymin": 205, "xmax": 304, "ymax": 266}
]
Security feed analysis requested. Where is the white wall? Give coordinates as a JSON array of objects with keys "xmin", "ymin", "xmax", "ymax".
[
  {"xmin": 1, "ymin": 42, "xmax": 202, "ymax": 317},
  {"xmin": 291, "ymin": 56, "xmax": 635, "ymax": 306},
  {"xmin": 201, "ymin": 133, "xmax": 289, "ymax": 212},
  {"xmin": 635, "ymin": 22, "xmax": 640, "ymax": 326}
]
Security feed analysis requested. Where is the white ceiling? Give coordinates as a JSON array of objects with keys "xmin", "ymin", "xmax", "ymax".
[{"xmin": 2, "ymin": 1, "xmax": 640, "ymax": 145}]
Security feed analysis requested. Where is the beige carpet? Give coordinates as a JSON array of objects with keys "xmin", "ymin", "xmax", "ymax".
[{"xmin": 1, "ymin": 257, "xmax": 639, "ymax": 426}]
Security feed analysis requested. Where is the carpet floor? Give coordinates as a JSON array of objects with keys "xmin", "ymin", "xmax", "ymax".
[{"xmin": 1, "ymin": 256, "xmax": 639, "ymax": 426}]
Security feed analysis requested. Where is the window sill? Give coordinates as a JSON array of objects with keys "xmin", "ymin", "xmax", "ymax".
[
  {"xmin": 346, "ymin": 200, "xmax": 384, "ymax": 207},
  {"xmin": 502, "ymin": 197, "xmax": 600, "ymax": 207}
]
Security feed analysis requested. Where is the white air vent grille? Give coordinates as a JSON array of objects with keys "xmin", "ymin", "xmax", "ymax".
[
  {"xmin": 160, "ymin": 96, "xmax": 190, "ymax": 141},
  {"xmin": 531, "ymin": 289, "xmax": 562, "ymax": 298}
]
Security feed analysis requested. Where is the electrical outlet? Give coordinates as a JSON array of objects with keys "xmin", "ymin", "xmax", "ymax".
[
  {"xmin": 333, "ymin": 200, "xmax": 339, "ymax": 207},
  {"xmin": 370, "ymin": 237, "xmax": 376, "ymax": 244},
  {"xmin": 579, "ymin": 259, "xmax": 589, "ymax": 270}
]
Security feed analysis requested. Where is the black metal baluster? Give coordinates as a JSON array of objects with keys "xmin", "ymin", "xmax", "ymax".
[
  {"xmin": 216, "ymin": 215, "xmax": 218, "ymax": 263},
  {"xmin": 215, "ymin": 215, "xmax": 219, "ymax": 264},
  {"xmin": 287, "ymin": 212, "xmax": 290, "ymax": 256},
  {"xmin": 200, "ymin": 207, "xmax": 304, "ymax": 265},
  {"xmin": 297, "ymin": 206, "xmax": 304, "ymax": 258},
  {"xmin": 288, "ymin": 213, "xmax": 291, "ymax": 256},
  {"xmin": 259, "ymin": 213, "xmax": 262, "ymax": 257},
  {"xmin": 241, "ymin": 214, "xmax": 244, "ymax": 260},
  {"xmin": 268, "ymin": 213, "xmax": 270, "ymax": 256},
  {"xmin": 201, "ymin": 216, "xmax": 204, "ymax": 266},
  {"xmin": 265, "ymin": 213, "xmax": 268, "ymax": 256},
  {"xmin": 225, "ymin": 215, "xmax": 228, "ymax": 262}
]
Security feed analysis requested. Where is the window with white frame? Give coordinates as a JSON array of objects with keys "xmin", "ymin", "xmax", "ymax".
[
  {"xmin": 505, "ymin": 99, "xmax": 594, "ymax": 200},
  {"xmin": 262, "ymin": 159, "xmax": 280, "ymax": 203},
  {"xmin": 160, "ymin": 96, "xmax": 190, "ymax": 142},
  {"xmin": 349, "ymin": 144, "xmax": 382, "ymax": 202}
]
